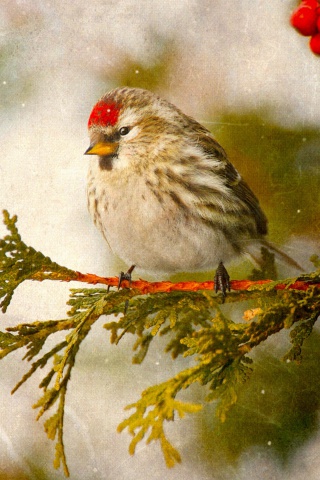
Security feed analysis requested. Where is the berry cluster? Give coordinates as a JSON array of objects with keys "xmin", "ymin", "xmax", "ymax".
[{"xmin": 290, "ymin": 0, "xmax": 320, "ymax": 54}]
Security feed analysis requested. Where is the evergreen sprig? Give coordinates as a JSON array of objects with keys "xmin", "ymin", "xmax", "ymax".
[
  {"xmin": 0, "ymin": 210, "xmax": 77, "ymax": 313},
  {"xmin": 0, "ymin": 210, "xmax": 320, "ymax": 476}
]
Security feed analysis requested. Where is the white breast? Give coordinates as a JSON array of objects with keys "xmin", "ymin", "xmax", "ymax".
[{"xmin": 87, "ymin": 158, "xmax": 237, "ymax": 274}]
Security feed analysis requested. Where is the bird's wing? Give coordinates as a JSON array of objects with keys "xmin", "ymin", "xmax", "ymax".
[{"xmin": 188, "ymin": 126, "xmax": 268, "ymax": 237}]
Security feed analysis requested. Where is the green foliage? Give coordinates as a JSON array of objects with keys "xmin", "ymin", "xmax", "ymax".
[
  {"xmin": 118, "ymin": 375, "xmax": 202, "ymax": 467},
  {"xmin": 213, "ymin": 112, "xmax": 320, "ymax": 242},
  {"xmin": 104, "ymin": 290, "xmax": 214, "ymax": 359},
  {"xmin": 0, "ymin": 210, "xmax": 77, "ymax": 313},
  {"xmin": 0, "ymin": 210, "xmax": 320, "ymax": 476},
  {"xmin": 198, "ymin": 332, "xmax": 320, "ymax": 470}
]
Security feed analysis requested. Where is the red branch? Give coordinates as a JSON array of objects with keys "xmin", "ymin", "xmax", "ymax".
[{"xmin": 73, "ymin": 272, "xmax": 319, "ymax": 294}]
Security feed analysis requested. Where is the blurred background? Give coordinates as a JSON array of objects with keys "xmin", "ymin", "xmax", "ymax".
[{"xmin": 0, "ymin": 0, "xmax": 320, "ymax": 478}]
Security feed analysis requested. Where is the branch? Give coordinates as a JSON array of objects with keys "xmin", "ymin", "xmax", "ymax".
[
  {"xmin": 1, "ymin": 210, "xmax": 318, "ymax": 307},
  {"xmin": 72, "ymin": 271, "xmax": 319, "ymax": 294}
]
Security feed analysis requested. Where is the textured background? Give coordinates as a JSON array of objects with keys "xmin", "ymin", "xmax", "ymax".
[{"xmin": 0, "ymin": 1, "xmax": 320, "ymax": 479}]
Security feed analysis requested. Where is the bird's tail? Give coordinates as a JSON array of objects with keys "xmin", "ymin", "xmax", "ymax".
[{"xmin": 244, "ymin": 239, "xmax": 303, "ymax": 273}]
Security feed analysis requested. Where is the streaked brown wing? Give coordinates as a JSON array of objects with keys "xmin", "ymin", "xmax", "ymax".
[{"xmin": 192, "ymin": 126, "xmax": 268, "ymax": 236}]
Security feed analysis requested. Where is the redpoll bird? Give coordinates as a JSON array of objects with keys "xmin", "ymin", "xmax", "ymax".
[{"xmin": 85, "ymin": 87, "xmax": 297, "ymax": 294}]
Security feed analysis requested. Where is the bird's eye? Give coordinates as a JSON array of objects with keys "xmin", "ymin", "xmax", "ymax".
[{"xmin": 119, "ymin": 126, "xmax": 130, "ymax": 136}]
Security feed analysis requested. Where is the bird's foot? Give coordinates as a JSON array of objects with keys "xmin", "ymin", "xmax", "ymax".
[
  {"xmin": 118, "ymin": 264, "xmax": 135, "ymax": 289},
  {"xmin": 117, "ymin": 265, "xmax": 135, "ymax": 314},
  {"xmin": 214, "ymin": 261, "xmax": 230, "ymax": 299}
]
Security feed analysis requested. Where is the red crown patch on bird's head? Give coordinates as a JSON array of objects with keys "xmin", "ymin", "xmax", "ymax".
[{"xmin": 88, "ymin": 101, "xmax": 120, "ymax": 128}]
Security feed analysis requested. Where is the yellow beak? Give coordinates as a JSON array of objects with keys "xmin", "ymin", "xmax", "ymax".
[{"xmin": 84, "ymin": 141, "xmax": 119, "ymax": 156}]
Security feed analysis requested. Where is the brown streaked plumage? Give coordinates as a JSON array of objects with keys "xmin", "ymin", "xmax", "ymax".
[{"xmin": 85, "ymin": 87, "xmax": 298, "ymax": 289}]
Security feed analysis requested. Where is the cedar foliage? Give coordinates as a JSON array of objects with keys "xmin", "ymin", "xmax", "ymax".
[{"xmin": 0, "ymin": 210, "xmax": 320, "ymax": 476}]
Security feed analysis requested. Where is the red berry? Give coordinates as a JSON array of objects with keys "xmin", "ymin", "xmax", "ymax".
[
  {"xmin": 290, "ymin": 5, "xmax": 318, "ymax": 36},
  {"xmin": 317, "ymin": 14, "xmax": 320, "ymax": 30},
  {"xmin": 310, "ymin": 33, "xmax": 320, "ymax": 54},
  {"xmin": 301, "ymin": 0, "xmax": 319, "ymax": 8}
]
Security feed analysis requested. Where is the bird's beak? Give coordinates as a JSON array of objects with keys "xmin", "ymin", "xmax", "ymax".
[{"xmin": 84, "ymin": 141, "xmax": 119, "ymax": 156}]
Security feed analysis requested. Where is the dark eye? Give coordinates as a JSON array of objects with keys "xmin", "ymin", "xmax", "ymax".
[{"xmin": 119, "ymin": 126, "xmax": 130, "ymax": 136}]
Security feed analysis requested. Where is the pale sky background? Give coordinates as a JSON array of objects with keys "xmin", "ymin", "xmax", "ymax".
[{"xmin": 0, "ymin": 1, "xmax": 320, "ymax": 479}]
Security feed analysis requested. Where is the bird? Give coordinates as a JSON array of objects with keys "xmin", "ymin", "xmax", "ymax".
[{"xmin": 85, "ymin": 86, "xmax": 298, "ymax": 295}]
